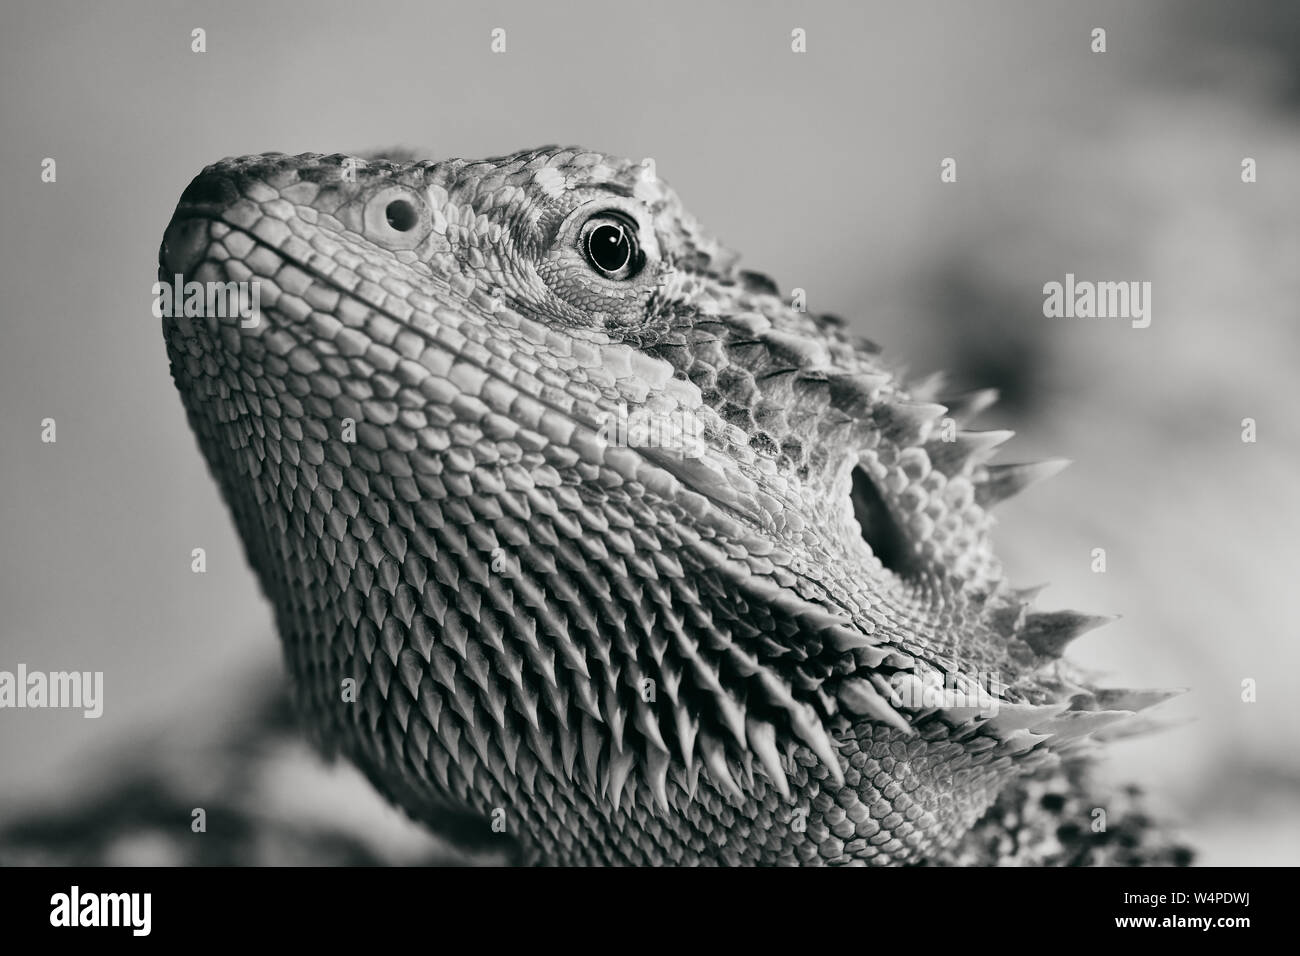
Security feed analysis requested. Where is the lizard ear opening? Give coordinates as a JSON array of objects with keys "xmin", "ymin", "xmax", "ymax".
[{"xmin": 850, "ymin": 466, "xmax": 913, "ymax": 576}]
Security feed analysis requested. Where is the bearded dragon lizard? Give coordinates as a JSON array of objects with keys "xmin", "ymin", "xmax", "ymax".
[{"xmin": 158, "ymin": 147, "xmax": 1177, "ymax": 865}]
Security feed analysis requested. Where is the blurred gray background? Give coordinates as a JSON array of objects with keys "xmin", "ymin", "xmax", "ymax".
[{"xmin": 1, "ymin": 0, "xmax": 1297, "ymax": 864}]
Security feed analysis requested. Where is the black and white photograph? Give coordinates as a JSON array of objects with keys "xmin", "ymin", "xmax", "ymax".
[{"xmin": 0, "ymin": 0, "xmax": 1294, "ymax": 932}]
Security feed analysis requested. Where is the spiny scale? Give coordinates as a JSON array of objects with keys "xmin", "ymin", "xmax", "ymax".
[{"xmin": 159, "ymin": 146, "xmax": 1175, "ymax": 864}]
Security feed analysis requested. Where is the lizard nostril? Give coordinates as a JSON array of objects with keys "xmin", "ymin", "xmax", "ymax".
[
  {"xmin": 385, "ymin": 199, "xmax": 418, "ymax": 231},
  {"xmin": 363, "ymin": 187, "xmax": 430, "ymax": 248}
]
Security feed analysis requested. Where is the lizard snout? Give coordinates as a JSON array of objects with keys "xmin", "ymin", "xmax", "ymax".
[
  {"xmin": 159, "ymin": 214, "xmax": 212, "ymax": 276},
  {"xmin": 159, "ymin": 160, "xmax": 250, "ymax": 275}
]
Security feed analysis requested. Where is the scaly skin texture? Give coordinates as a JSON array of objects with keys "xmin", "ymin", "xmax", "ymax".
[{"xmin": 159, "ymin": 147, "xmax": 1169, "ymax": 865}]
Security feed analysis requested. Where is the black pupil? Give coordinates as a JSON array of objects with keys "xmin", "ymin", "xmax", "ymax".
[
  {"xmin": 588, "ymin": 222, "xmax": 631, "ymax": 274},
  {"xmin": 385, "ymin": 200, "xmax": 417, "ymax": 231}
]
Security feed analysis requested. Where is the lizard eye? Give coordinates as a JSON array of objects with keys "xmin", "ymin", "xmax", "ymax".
[
  {"xmin": 579, "ymin": 212, "xmax": 643, "ymax": 280},
  {"xmin": 535, "ymin": 198, "xmax": 660, "ymax": 321}
]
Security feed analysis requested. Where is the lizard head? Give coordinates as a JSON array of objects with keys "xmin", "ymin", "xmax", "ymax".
[
  {"xmin": 163, "ymin": 147, "xmax": 1007, "ymax": 586},
  {"xmin": 160, "ymin": 147, "xmax": 1172, "ymax": 863}
]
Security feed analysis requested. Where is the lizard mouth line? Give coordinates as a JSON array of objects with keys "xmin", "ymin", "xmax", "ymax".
[
  {"xmin": 161, "ymin": 210, "xmax": 941, "ymax": 646},
  {"xmin": 159, "ymin": 215, "xmax": 624, "ymax": 448},
  {"xmin": 160, "ymin": 213, "xmax": 841, "ymax": 546},
  {"xmin": 164, "ymin": 208, "xmax": 943, "ymax": 585}
]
